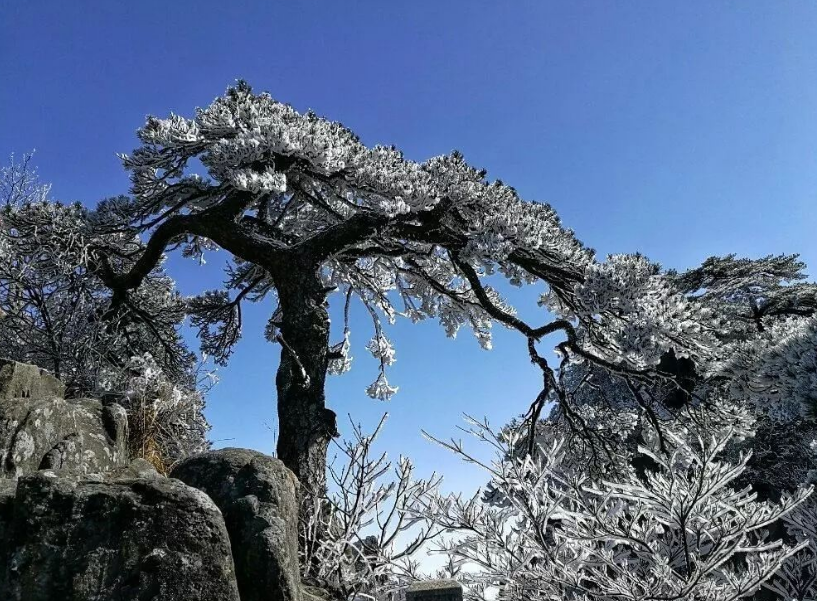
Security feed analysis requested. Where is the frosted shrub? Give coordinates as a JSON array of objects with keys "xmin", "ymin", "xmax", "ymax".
[
  {"xmin": 764, "ymin": 493, "xmax": 817, "ymax": 600},
  {"xmin": 101, "ymin": 353, "xmax": 211, "ymax": 472},
  {"xmin": 420, "ymin": 410, "xmax": 812, "ymax": 601},
  {"xmin": 301, "ymin": 415, "xmax": 442, "ymax": 600}
]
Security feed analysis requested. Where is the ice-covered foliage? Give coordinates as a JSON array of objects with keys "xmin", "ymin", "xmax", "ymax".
[
  {"xmin": 511, "ymin": 253, "xmax": 817, "ymax": 505},
  {"xmin": 301, "ymin": 415, "xmax": 442, "ymax": 600},
  {"xmin": 718, "ymin": 315, "xmax": 817, "ymax": 421},
  {"xmin": 668, "ymin": 253, "xmax": 817, "ymax": 502},
  {"xmin": 0, "ymin": 156, "xmax": 195, "ymax": 394},
  {"xmin": 543, "ymin": 254, "xmax": 717, "ymax": 370},
  {"xmin": 0, "ymin": 151, "xmax": 50, "ymax": 207},
  {"xmin": 671, "ymin": 254, "xmax": 817, "ymax": 419},
  {"xmin": 764, "ymin": 497, "xmax": 817, "ymax": 601},
  {"xmin": 672, "ymin": 254, "xmax": 817, "ymax": 339},
  {"xmin": 0, "ymin": 154, "xmax": 210, "ymax": 469},
  {"xmin": 101, "ymin": 353, "xmax": 211, "ymax": 472},
  {"xmin": 420, "ymin": 410, "xmax": 812, "ymax": 601},
  {"xmin": 107, "ymin": 81, "xmax": 714, "ymax": 404}
]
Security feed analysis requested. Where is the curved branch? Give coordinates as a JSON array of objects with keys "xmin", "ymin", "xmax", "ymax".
[{"xmin": 451, "ymin": 253, "xmax": 574, "ymax": 341}]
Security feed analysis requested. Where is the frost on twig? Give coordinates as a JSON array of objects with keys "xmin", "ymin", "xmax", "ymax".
[{"xmin": 301, "ymin": 414, "xmax": 443, "ymax": 600}]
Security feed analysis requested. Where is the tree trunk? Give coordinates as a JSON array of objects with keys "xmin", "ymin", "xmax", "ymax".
[{"xmin": 274, "ymin": 270, "xmax": 338, "ymax": 504}]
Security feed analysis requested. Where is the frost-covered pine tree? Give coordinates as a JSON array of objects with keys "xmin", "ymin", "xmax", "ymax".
[{"xmin": 97, "ymin": 82, "xmax": 714, "ymax": 503}]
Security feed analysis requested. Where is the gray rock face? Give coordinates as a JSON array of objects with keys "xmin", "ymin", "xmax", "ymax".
[
  {"xmin": 0, "ymin": 359, "xmax": 65, "ymax": 401},
  {"xmin": 172, "ymin": 447, "xmax": 301, "ymax": 601},
  {"xmin": 0, "ymin": 471, "xmax": 240, "ymax": 601},
  {"xmin": 0, "ymin": 361, "xmax": 307, "ymax": 601},
  {"xmin": 406, "ymin": 580, "xmax": 464, "ymax": 601},
  {"xmin": 0, "ymin": 394, "xmax": 128, "ymax": 478},
  {"xmin": 108, "ymin": 458, "xmax": 162, "ymax": 480}
]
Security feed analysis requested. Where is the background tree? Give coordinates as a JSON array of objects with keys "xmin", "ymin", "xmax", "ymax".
[
  {"xmin": 512, "ymin": 254, "xmax": 817, "ymax": 494},
  {"xmin": 95, "ymin": 82, "xmax": 713, "ymax": 507},
  {"xmin": 487, "ymin": 253, "xmax": 817, "ymax": 600},
  {"xmin": 0, "ymin": 153, "xmax": 209, "ymax": 466},
  {"xmin": 0, "ymin": 151, "xmax": 50, "ymax": 207}
]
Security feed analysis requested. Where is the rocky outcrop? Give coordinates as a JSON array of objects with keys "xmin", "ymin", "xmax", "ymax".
[
  {"xmin": 0, "ymin": 358, "xmax": 65, "ymax": 401},
  {"xmin": 0, "ymin": 394, "xmax": 128, "ymax": 479},
  {"xmin": 0, "ymin": 359, "xmax": 128, "ymax": 479},
  {"xmin": 0, "ymin": 479, "xmax": 15, "ymax": 549},
  {"xmin": 0, "ymin": 360, "xmax": 315, "ymax": 601},
  {"xmin": 108, "ymin": 457, "xmax": 162, "ymax": 480},
  {"xmin": 172, "ymin": 448, "xmax": 302, "ymax": 601},
  {"xmin": 0, "ymin": 471, "xmax": 241, "ymax": 601}
]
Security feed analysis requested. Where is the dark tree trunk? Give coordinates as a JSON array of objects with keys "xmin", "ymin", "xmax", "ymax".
[{"xmin": 274, "ymin": 269, "xmax": 338, "ymax": 503}]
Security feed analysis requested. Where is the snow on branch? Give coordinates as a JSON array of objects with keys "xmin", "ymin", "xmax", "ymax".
[
  {"xmin": 301, "ymin": 414, "xmax": 444, "ymax": 600},
  {"xmin": 98, "ymin": 81, "xmax": 719, "ymax": 403}
]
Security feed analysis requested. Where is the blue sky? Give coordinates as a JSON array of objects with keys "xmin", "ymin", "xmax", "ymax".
[{"xmin": 2, "ymin": 1, "xmax": 817, "ymax": 494}]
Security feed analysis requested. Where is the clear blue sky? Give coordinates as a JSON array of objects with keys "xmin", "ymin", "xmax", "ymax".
[{"xmin": 2, "ymin": 1, "xmax": 817, "ymax": 494}]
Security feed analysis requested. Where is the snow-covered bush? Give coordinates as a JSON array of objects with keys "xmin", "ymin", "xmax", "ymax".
[
  {"xmin": 301, "ymin": 415, "xmax": 442, "ymax": 600},
  {"xmin": 100, "ymin": 353, "xmax": 211, "ymax": 473},
  {"xmin": 419, "ymin": 409, "xmax": 812, "ymax": 601},
  {"xmin": 765, "ymin": 498, "xmax": 817, "ymax": 601}
]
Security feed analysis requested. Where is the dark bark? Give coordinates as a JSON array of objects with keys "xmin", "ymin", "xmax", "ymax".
[{"xmin": 274, "ymin": 267, "xmax": 338, "ymax": 503}]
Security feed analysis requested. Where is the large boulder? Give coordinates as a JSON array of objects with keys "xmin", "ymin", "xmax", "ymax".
[
  {"xmin": 0, "ymin": 471, "xmax": 240, "ymax": 601},
  {"xmin": 0, "ymin": 363, "xmax": 128, "ymax": 479},
  {"xmin": 172, "ymin": 448, "xmax": 301, "ymax": 601}
]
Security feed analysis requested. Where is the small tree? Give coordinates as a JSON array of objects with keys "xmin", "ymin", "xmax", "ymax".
[
  {"xmin": 0, "ymin": 151, "xmax": 50, "ymax": 206},
  {"xmin": 301, "ymin": 414, "xmax": 442, "ymax": 600}
]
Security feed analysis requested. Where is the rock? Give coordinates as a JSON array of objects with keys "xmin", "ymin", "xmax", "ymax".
[
  {"xmin": 0, "ymin": 471, "xmax": 240, "ymax": 601},
  {"xmin": 0, "ymin": 359, "xmax": 65, "ymax": 401},
  {"xmin": 172, "ymin": 448, "xmax": 301, "ymax": 601},
  {"xmin": 405, "ymin": 580, "xmax": 464, "ymax": 601},
  {"xmin": 108, "ymin": 458, "xmax": 162, "ymax": 480},
  {"xmin": 0, "ymin": 394, "xmax": 128, "ymax": 479},
  {"xmin": 0, "ymin": 479, "xmax": 15, "ymax": 549}
]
